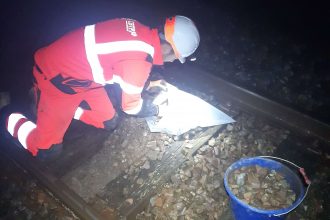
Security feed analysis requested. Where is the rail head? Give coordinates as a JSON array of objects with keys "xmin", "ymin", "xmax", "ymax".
[{"xmin": 163, "ymin": 64, "xmax": 330, "ymax": 144}]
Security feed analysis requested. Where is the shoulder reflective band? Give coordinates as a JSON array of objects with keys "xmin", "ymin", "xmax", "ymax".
[
  {"xmin": 17, "ymin": 121, "xmax": 36, "ymax": 149},
  {"xmin": 106, "ymin": 75, "xmax": 143, "ymax": 95},
  {"xmin": 124, "ymin": 99, "xmax": 143, "ymax": 115},
  {"xmin": 7, "ymin": 113, "xmax": 27, "ymax": 136},
  {"xmin": 84, "ymin": 24, "xmax": 155, "ymax": 85}
]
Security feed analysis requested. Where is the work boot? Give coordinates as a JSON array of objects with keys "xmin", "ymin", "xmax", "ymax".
[
  {"xmin": 0, "ymin": 105, "xmax": 12, "ymax": 141},
  {"xmin": 0, "ymin": 92, "xmax": 10, "ymax": 110},
  {"xmin": 0, "ymin": 92, "xmax": 10, "ymax": 130},
  {"xmin": 103, "ymin": 112, "xmax": 120, "ymax": 132},
  {"xmin": 1, "ymin": 105, "xmax": 40, "ymax": 160}
]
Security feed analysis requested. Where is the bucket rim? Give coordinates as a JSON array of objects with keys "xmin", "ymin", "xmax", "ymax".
[{"xmin": 224, "ymin": 157, "xmax": 306, "ymax": 216}]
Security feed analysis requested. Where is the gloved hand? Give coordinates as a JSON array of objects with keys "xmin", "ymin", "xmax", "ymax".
[
  {"xmin": 134, "ymin": 98, "xmax": 159, "ymax": 118},
  {"xmin": 156, "ymin": 101, "xmax": 169, "ymax": 117},
  {"xmin": 146, "ymin": 80, "xmax": 168, "ymax": 94},
  {"xmin": 146, "ymin": 80, "xmax": 169, "ymax": 107}
]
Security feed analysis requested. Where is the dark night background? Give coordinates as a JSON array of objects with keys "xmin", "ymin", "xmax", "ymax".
[
  {"xmin": 1, "ymin": 0, "xmax": 329, "ymax": 123},
  {"xmin": 0, "ymin": 1, "xmax": 330, "ymax": 219}
]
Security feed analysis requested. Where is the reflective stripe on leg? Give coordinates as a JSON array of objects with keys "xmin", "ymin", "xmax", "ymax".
[
  {"xmin": 7, "ymin": 113, "xmax": 26, "ymax": 136},
  {"xmin": 74, "ymin": 107, "xmax": 84, "ymax": 120},
  {"xmin": 17, "ymin": 121, "xmax": 36, "ymax": 149}
]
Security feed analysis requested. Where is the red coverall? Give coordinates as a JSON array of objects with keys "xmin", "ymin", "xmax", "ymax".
[{"xmin": 6, "ymin": 18, "xmax": 163, "ymax": 156}]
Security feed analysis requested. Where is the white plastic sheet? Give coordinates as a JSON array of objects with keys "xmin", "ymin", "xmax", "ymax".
[{"xmin": 145, "ymin": 83, "xmax": 235, "ymax": 135}]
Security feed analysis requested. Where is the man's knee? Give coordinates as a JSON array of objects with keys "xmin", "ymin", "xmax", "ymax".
[
  {"xmin": 103, "ymin": 112, "xmax": 120, "ymax": 131},
  {"xmin": 36, "ymin": 143, "xmax": 63, "ymax": 161}
]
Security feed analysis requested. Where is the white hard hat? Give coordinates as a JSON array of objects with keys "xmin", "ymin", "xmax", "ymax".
[{"xmin": 164, "ymin": 15, "xmax": 200, "ymax": 63}]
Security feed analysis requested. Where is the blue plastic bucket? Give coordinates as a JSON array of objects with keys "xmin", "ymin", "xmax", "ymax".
[{"xmin": 224, "ymin": 157, "xmax": 309, "ymax": 220}]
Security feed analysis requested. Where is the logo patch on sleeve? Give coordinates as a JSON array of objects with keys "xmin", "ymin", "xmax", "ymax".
[{"xmin": 125, "ymin": 19, "xmax": 137, "ymax": 37}]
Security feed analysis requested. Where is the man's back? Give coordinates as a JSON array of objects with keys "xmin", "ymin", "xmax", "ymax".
[{"xmin": 34, "ymin": 18, "xmax": 162, "ymax": 85}]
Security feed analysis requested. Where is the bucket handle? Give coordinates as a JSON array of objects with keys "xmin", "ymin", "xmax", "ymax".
[{"xmin": 258, "ymin": 156, "xmax": 311, "ymax": 217}]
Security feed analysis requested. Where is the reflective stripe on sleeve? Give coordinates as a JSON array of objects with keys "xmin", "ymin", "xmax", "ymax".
[
  {"xmin": 123, "ymin": 99, "xmax": 143, "ymax": 115},
  {"xmin": 74, "ymin": 107, "xmax": 84, "ymax": 120},
  {"xmin": 7, "ymin": 113, "xmax": 27, "ymax": 136},
  {"xmin": 17, "ymin": 121, "xmax": 36, "ymax": 149},
  {"xmin": 84, "ymin": 25, "xmax": 155, "ymax": 85},
  {"xmin": 95, "ymin": 40, "xmax": 154, "ymax": 56},
  {"xmin": 106, "ymin": 75, "xmax": 143, "ymax": 94}
]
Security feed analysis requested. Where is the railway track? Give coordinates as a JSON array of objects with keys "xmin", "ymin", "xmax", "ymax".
[{"xmin": 1, "ymin": 64, "xmax": 329, "ymax": 220}]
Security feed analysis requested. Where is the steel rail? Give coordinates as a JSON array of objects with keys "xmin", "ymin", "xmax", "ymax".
[
  {"xmin": 0, "ymin": 140, "xmax": 109, "ymax": 220},
  {"xmin": 164, "ymin": 64, "xmax": 330, "ymax": 144},
  {"xmin": 2, "ymin": 64, "xmax": 330, "ymax": 220}
]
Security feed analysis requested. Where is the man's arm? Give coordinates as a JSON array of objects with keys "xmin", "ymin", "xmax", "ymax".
[{"xmin": 112, "ymin": 60, "xmax": 158, "ymax": 117}]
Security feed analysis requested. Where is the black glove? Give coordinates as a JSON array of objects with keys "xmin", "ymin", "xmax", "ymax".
[{"xmin": 135, "ymin": 98, "xmax": 159, "ymax": 118}]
